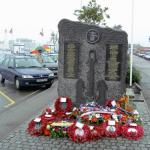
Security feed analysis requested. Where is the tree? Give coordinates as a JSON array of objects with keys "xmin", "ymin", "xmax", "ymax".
[
  {"xmin": 113, "ymin": 25, "xmax": 122, "ymax": 30},
  {"xmin": 74, "ymin": 0, "xmax": 110, "ymax": 25}
]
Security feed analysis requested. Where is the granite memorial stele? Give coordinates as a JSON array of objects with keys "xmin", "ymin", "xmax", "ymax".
[{"xmin": 58, "ymin": 19, "xmax": 128, "ymax": 106}]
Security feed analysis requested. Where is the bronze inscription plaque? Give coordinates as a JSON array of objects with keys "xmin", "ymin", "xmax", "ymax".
[
  {"xmin": 105, "ymin": 44, "xmax": 122, "ymax": 81},
  {"xmin": 64, "ymin": 42, "xmax": 79, "ymax": 78}
]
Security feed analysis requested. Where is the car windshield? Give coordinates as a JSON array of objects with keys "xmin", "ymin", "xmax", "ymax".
[
  {"xmin": 42, "ymin": 56, "xmax": 55, "ymax": 63},
  {"xmin": 50, "ymin": 54, "xmax": 58, "ymax": 62},
  {"xmin": 0, "ymin": 55, "xmax": 6, "ymax": 64},
  {"xmin": 145, "ymin": 52, "xmax": 150, "ymax": 55},
  {"xmin": 15, "ymin": 58, "xmax": 42, "ymax": 68}
]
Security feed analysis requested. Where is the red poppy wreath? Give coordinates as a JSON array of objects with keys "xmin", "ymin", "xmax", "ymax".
[
  {"xmin": 55, "ymin": 97, "xmax": 73, "ymax": 114},
  {"xmin": 27, "ymin": 118, "xmax": 45, "ymax": 136},
  {"xmin": 104, "ymin": 120, "xmax": 121, "ymax": 138},
  {"xmin": 121, "ymin": 123, "xmax": 144, "ymax": 140},
  {"xmin": 89, "ymin": 124, "xmax": 105, "ymax": 140},
  {"xmin": 67, "ymin": 122, "xmax": 91, "ymax": 142}
]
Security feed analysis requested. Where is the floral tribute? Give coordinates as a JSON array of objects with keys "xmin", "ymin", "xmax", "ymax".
[
  {"xmin": 27, "ymin": 96, "xmax": 144, "ymax": 142},
  {"xmin": 55, "ymin": 97, "xmax": 73, "ymax": 114},
  {"xmin": 121, "ymin": 123, "xmax": 144, "ymax": 140},
  {"xmin": 67, "ymin": 122, "xmax": 91, "ymax": 142}
]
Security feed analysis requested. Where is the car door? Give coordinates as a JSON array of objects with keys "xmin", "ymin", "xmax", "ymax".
[
  {"xmin": 7, "ymin": 58, "xmax": 15, "ymax": 82},
  {"xmin": 1, "ymin": 57, "xmax": 10, "ymax": 80}
]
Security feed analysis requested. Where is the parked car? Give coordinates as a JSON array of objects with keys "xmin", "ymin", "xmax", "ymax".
[
  {"xmin": 0, "ymin": 54, "xmax": 6, "ymax": 64},
  {"xmin": 138, "ymin": 53, "xmax": 145, "ymax": 57},
  {"xmin": 36, "ymin": 54, "xmax": 58, "ymax": 77},
  {"xmin": 143, "ymin": 54, "xmax": 150, "ymax": 60},
  {"xmin": 49, "ymin": 53, "xmax": 58, "ymax": 63},
  {"xmin": 0, "ymin": 51, "xmax": 12, "ymax": 64},
  {"xmin": 0, "ymin": 54, "xmax": 54, "ymax": 89}
]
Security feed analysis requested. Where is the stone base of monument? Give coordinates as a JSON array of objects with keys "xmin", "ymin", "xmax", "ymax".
[
  {"xmin": 126, "ymin": 87, "xmax": 145, "ymax": 102},
  {"xmin": 126, "ymin": 88, "xmax": 135, "ymax": 99}
]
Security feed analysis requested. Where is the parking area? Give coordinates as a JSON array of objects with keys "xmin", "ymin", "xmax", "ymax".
[
  {"xmin": 0, "ymin": 75, "xmax": 45, "ymax": 113},
  {"xmin": 0, "ymin": 91, "xmax": 15, "ymax": 109}
]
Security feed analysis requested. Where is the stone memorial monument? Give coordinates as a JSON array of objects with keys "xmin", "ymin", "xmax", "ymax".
[{"xmin": 58, "ymin": 19, "xmax": 128, "ymax": 105}]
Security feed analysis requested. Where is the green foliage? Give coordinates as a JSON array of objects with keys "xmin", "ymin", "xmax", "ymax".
[
  {"xmin": 113, "ymin": 24, "xmax": 122, "ymax": 30},
  {"xmin": 49, "ymin": 126, "xmax": 68, "ymax": 138},
  {"xmin": 74, "ymin": 0, "xmax": 110, "ymax": 25},
  {"xmin": 126, "ymin": 65, "xmax": 141, "ymax": 84}
]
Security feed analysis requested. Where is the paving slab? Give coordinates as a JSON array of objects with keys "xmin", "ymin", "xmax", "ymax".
[{"xmin": 0, "ymin": 91, "xmax": 149, "ymax": 150}]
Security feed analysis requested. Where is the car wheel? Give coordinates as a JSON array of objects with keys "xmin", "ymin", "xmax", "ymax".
[
  {"xmin": 46, "ymin": 84, "xmax": 51, "ymax": 88},
  {"xmin": 45, "ymin": 79, "xmax": 54, "ymax": 88},
  {"xmin": 15, "ymin": 78, "xmax": 22, "ymax": 90},
  {"xmin": 1, "ymin": 76, "xmax": 5, "ymax": 84}
]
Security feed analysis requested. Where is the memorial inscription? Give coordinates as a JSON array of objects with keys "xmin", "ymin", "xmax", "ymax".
[
  {"xmin": 105, "ymin": 44, "xmax": 122, "ymax": 81},
  {"xmin": 64, "ymin": 42, "xmax": 79, "ymax": 78}
]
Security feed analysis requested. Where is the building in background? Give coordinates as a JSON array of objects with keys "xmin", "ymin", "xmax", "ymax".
[
  {"xmin": 0, "ymin": 40, "xmax": 5, "ymax": 50},
  {"xmin": 136, "ymin": 47, "xmax": 150, "ymax": 54},
  {"xmin": 9, "ymin": 38, "xmax": 36, "ymax": 54}
]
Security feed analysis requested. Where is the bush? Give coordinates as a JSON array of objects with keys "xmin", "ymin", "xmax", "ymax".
[{"xmin": 126, "ymin": 65, "xmax": 141, "ymax": 84}]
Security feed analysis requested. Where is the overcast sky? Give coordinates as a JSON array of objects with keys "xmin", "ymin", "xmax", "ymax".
[{"xmin": 0, "ymin": 0, "xmax": 149, "ymax": 46}]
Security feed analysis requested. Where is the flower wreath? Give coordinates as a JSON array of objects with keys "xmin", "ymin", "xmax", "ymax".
[
  {"xmin": 40, "ymin": 114, "xmax": 55, "ymax": 125},
  {"xmin": 55, "ymin": 97, "xmax": 73, "ymax": 114},
  {"xmin": 104, "ymin": 121, "xmax": 121, "ymax": 138},
  {"xmin": 42, "ymin": 107, "xmax": 52, "ymax": 115},
  {"xmin": 90, "ymin": 124, "xmax": 105, "ymax": 140},
  {"xmin": 121, "ymin": 124, "xmax": 144, "ymax": 140},
  {"xmin": 67, "ymin": 122, "xmax": 91, "ymax": 142},
  {"xmin": 27, "ymin": 118, "xmax": 45, "ymax": 136}
]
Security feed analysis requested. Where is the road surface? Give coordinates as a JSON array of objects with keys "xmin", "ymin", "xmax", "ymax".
[
  {"xmin": 133, "ymin": 55, "xmax": 150, "ymax": 110},
  {"xmin": 0, "ymin": 75, "xmax": 44, "ymax": 112},
  {"xmin": 0, "ymin": 74, "xmax": 57, "ymax": 140}
]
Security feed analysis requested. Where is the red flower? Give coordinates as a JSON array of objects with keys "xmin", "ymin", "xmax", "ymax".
[
  {"xmin": 40, "ymin": 114, "xmax": 55, "ymax": 125},
  {"xmin": 101, "ymin": 114, "xmax": 111, "ymax": 121},
  {"xmin": 122, "ymin": 124, "xmax": 144, "ymax": 140},
  {"xmin": 27, "ymin": 119, "xmax": 45, "ymax": 136},
  {"xmin": 45, "ymin": 107, "xmax": 51, "ymax": 113},
  {"xmin": 91, "ymin": 117, "xmax": 97, "ymax": 123},
  {"xmin": 120, "ymin": 115, "xmax": 128, "ymax": 124},
  {"xmin": 43, "ymin": 129, "xmax": 51, "ymax": 136},
  {"xmin": 67, "ymin": 123, "xmax": 91, "ymax": 143},
  {"xmin": 55, "ymin": 97, "xmax": 73, "ymax": 114},
  {"xmin": 81, "ymin": 115, "xmax": 89, "ymax": 123},
  {"xmin": 105, "ymin": 99, "xmax": 113, "ymax": 107},
  {"xmin": 104, "ymin": 122, "xmax": 121, "ymax": 138},
  {"xmin": 90, "ymin": 125, "xmax": 105, "ymax": 140}
]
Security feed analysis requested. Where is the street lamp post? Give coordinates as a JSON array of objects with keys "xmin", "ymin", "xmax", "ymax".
[{"xmin": 129, "ymin": 0, "xmax": 134, "ymax": 87}]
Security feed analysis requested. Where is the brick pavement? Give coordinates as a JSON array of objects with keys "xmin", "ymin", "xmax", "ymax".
[{"xmin": 0, "ymin": 95, "xmax": 150, "ymax": 150}]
